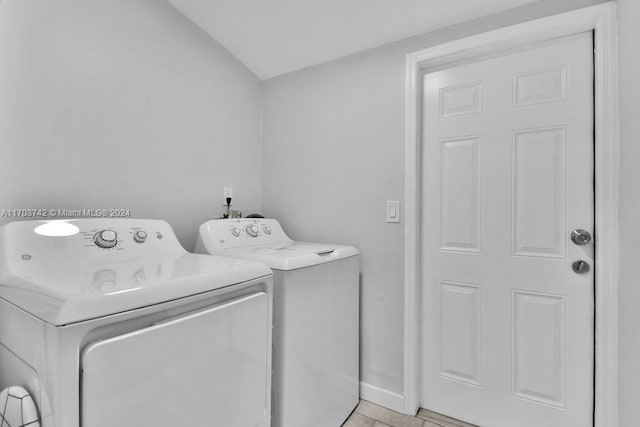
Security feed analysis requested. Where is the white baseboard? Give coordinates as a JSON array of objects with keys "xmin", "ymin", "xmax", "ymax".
[{"xmin": 359, "ymin": 381, "xmax": 405, "ymax": 414}]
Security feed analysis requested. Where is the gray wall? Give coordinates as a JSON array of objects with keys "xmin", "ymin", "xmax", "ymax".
[
  {"xmin": 261, "ymin": 0, "xmax": 610, "ymax": 395},
  {"xmin": 3, "ymin": 0, "xmax": 635, "ymax": 419},
  {"xmin": 616, "ymin": 0, "xmax": 638, "ymax": 425},
  {"xmin": 0, "ymin": 0, "xmax": 262, "ymax": 250}
]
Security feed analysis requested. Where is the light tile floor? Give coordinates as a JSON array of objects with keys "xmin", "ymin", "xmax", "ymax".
[{"xmin": 343, "ymin": 400, "xmax": 478, "ymax": 427}]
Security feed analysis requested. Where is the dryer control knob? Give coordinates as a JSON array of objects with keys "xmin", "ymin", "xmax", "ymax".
[
  {"xmin": 230, "ymin": 227, "xmax": 241, "ymax": 237},
  {"xmin": 134, "ymin": 230, "xmax": 147, "ymax": 243},
  {"xmin": 95, "ymin": 230, "xmax": 118, "ymax": 249},
  {"xmin": 246, "ymin": 225, "xmax": 259, "ymax": 237},
  {"xmin": 263, "ymin": 225, "xmax": 271, "ymax": 234}
]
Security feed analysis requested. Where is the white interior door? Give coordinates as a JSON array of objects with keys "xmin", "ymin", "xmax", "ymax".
[{"xmin": 421, "ymin": 33, "xmax": 594, "ymax": 427}]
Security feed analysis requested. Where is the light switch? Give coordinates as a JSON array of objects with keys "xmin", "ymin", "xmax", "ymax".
[{"xmin": 386, "ymin": 201, "xmax": 400, "ymax": 223}]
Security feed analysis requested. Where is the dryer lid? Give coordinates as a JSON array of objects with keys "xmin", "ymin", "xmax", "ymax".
[{"xmin": 0, "ymin": 219, "xmax": 271, "ymax": 325}]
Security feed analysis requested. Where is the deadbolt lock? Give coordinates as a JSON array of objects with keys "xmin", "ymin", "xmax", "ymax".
[
  {"xmin": 571, "ymin": 229, "xmax": 592, "ymax": 246},
  {"xmin": 572, "ymin": 260, "xmax": 591, "ymax": 275}
]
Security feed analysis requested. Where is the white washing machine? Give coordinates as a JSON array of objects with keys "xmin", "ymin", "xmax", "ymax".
[
  {"xmin": 0, "ymin": 218, "xmax": 273, "ymax": 427},
  {"xmin": 195, "ymin": 218, "xmax": 360, "ymax": 427}
]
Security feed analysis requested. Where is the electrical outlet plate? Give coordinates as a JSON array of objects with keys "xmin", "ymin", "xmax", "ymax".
[{"xmin": 223, "ymin": 187, "xmax": 233, "ymax": 204}]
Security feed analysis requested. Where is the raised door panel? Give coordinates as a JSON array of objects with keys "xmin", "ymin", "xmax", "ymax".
[
  {"xmin": 513, "ymin": 66, "xmax": 567, "ymax": 107},
  {"xmin": 438, "ymin": 136, "xmax": 482, "ymax": 253},
  {"xmin": 437, "ymin": 282, "xmax": 482, "ymax": 386},
  {"xmin": 512, "ymin": 127, "xmax": 567, "ymax": 258},
  {"xmin": 440, "ymin": 81, "xmax": 484, "ymax": 118},
  {"xmin": 512, "ymin": 291, "xmax": 567, "ymax": 408}
]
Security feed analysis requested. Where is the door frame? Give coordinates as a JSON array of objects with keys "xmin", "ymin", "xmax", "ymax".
[{"xmin": 403, "ymin": 2, "xmax": 619, "ymax": 426}]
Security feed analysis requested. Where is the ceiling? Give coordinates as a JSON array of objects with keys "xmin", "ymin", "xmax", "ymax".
[{"xmin": 168, "ymin": 0, "xmax": 538, "ymax": 80}]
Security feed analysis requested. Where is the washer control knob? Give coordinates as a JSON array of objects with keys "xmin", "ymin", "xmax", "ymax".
[
  {"xmin": 134, "ymin": 230, "xmax": 147, "ymax": 243},
  {"xmin": 263, "ymin": 225, "xmax": 271, "ymax": 234},
  {"xmin": 95, "ymin": 230, "xmax": 117, "ymax": 249},
  {"xmin": 230, "ymin": 227, "xmax": 241, "ymax": 237},
  {"xmin": 246, "ymin": 225, "xmax": 259, "ymax": 237}
]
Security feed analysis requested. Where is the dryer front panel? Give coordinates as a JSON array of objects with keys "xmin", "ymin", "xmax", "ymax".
[{"xmin": 81, "ymin": 292, "xmax": 270, "ymax": 427}]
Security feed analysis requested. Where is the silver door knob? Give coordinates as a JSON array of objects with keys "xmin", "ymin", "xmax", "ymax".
[
  {"xmin": 571, "ymin": 229, "xmax": 591, "ymax": 246},
  {"xmin": 572, "ymin": 260, "xmax": 591, "ymax": 274}
]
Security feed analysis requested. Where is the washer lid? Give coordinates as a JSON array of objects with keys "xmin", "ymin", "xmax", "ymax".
[
  {"xmin": 217, "ymin": 241, "xmax": 359, "ymax": 271},
  {"xmin": 0, "ymin": 219, "xmax": 271, "ymax": 326},
  {"xmin": 196, "ymin": 218, "xmax": 359, "ymax": 270}
]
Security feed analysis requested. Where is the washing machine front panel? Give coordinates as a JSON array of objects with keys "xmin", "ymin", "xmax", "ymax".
[
  {"xmin": 273, "ymin": 258, "xmax": 360, "ymax": 427},
  {"xmin": 81, "ymin": 291, "xmax": 270, "ymax": 427}
]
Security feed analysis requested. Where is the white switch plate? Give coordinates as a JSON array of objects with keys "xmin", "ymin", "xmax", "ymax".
[
  {"xmin": 386, "ymin": 201, "xmax": 400, "ymax": 223},
  {"xmin": 223, "ymin": 187, "xmax": 233, "ymax": 204}
]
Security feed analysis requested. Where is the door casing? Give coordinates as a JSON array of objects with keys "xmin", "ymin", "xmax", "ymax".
[{"xmin": 403, "ymin": 3, "xmax": 619, "ymax": 427}]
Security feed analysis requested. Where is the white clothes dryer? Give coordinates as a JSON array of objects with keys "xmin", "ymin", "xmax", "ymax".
[
  {"xmin": 196, "ymin": 218, "xmax": 359, "ymax": 427},
  {"xmin": 0, "ymin": 219, "xmax": 273, "ymax": 427}
]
